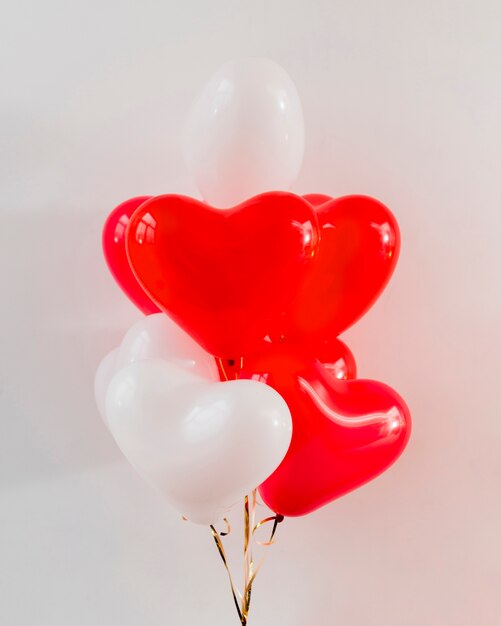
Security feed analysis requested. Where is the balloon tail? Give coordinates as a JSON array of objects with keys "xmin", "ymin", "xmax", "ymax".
[
  {"xmin": 209, "ymin": 490, "xmax": 284, "ymax": 624},
  {"xmin": 210, "ymin": 522, "xmax": 243, "ymax": 621}
]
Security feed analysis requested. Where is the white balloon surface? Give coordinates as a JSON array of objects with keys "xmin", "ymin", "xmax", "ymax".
[
  {"xmin": 106, "ymin": 359, "xmax": 292, "ymax": 525},
  {"xmin": 95, "ymin": 314, "xmax": 293, "ymax": 524},
  {"xmin": 183, "ymin": 58, "xmax": 304, "ymax": 208},
  {"xmin": 94, "ymin": 314, "xmax": 218, "ymax": 424}
]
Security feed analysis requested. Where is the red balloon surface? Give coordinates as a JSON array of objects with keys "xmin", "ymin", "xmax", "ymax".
[
  {"xmin": 239, "ymin": 346, "xmax": 411, "ymax": 517},
  {"xmin": 217, "ymin": 337, "xmax": 356, "ymax": 382},
  {"xmin": 270, "ymin": 195, "xmax": 400, "ymax": 347},
  {"xmin": 302, "ymin": 193, "xmax": 333, "ymax": 208},
  {"xmin": 126, "ymin": 192, "xmax": 319, "ymax": 358},
  {"xmin": 102, "ymin": 196, "xmax": 159, "ymax": 315},
  {"xmin": 315, "ymin": 337, "xmax": 357, "ymax": 381}
]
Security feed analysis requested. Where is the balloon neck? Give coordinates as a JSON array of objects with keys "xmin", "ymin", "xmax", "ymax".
[{"xmin": 215, "ymin": 357, "xmax": 242, "ymax": 381}]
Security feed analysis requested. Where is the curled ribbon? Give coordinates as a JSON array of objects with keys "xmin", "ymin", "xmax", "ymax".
[
  {"xmin": 210, "ymin": 521, "xmax": 243, "ymax": 621},
  {"xmin": 209, "ymin": 490, "xmax": 284, "ymax": 625},
  {"xmin": 253, "ymin": 512, "xmax": 284, "ymax": 546}
]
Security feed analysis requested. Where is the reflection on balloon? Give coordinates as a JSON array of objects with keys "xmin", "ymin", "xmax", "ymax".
[{"xmin": 316, "ymin": 337, "xmax": 357, "ymax": 381}]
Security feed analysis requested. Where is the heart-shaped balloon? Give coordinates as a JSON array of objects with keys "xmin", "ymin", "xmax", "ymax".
[
  {"xmin": 102, "ymin": 196, "xmax": 158, "ymax": 314},
  {"xmin": 270, "ymin": 195, "xmax": 400, "ymax": 347},
  {"xmin": 105, "ymin": 359, "xmax": 292, "ymax": 524},
  {"xmin": 126, "ymin": 192, "xmax": 319, "ymax": 358},
  {"xmin": 315, "ymin": 337, "xmax": 357, "ymax": 381},
  {"xmin": 94, "ymin": 313, "xmax": 219, "ymax": 424},
  {"xmin": 239, "ymin": 346, "xmax": 410, "ymax": 516}
]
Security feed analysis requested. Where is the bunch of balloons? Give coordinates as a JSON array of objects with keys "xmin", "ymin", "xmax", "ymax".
[{"xmin": 95, "ymin": 57, "xmax": 411, "ymax": 619}]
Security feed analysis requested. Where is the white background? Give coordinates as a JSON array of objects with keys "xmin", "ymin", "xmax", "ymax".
[{"xmin": 1, "ymin": 1, "xmax": 500, "ymax": 624}]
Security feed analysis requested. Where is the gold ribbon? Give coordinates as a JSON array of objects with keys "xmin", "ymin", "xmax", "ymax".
[
  {"xmin": 253, "ymin": 512, "xmax": 284, "ymax": 546},
  {"xmin": 209, "ymin": 491, "xmax": 284, "ymax": 625},
  {"xmin": 241, "ymin": 493, "xmax": 254, "ymax": 624},
  {"xmin": 210, "ymin": 521, "xmax": 243, "ymax": 621}
]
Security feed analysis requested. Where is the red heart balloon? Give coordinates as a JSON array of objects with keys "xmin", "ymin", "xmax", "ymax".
[
  {"xmin": 102, "ymin": 196, "xmax": 159, "ymax": 315},
  {"xmin": 315, "ymin": 336, "xmax": 357, "ymax": 381},
  {"xmin": 239, "ymin": 346, "xmax": 410, "ymax": 517},
  {"xmin": 126, "ymin": 192, "xmax": 319, "ymax": 358},
  {"xmin": 217, "ymin": 336, "xmax": 356, "ymax": 382},
  {"xmin": 270, "ymin": 195, "xmax": 400, "ymax": 346}
]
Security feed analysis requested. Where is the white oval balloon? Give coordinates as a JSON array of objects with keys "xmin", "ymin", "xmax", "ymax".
[
  {"xmin": 94, "ymin": 314, "xmax": 218, "ymax": 423},
  {"xmin": 106, "ymin": 359, "xmax": 292, "ymax": 525},
  {"xmin": 183, "ymin": 58, "xmax": 304, "ymax": 208}
]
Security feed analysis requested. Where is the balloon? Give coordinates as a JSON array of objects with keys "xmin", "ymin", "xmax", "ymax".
[
  {"xmin": 102, "ymin": 196, "xmax": 158, "ymax": 314},
  {"xmin": 217, "ymin": 336, "xmax": 356, "ymax": 382},
  {"xmin": 116, "ymin": 313, "xmax": 218, "ymax": 379},
  {"xmin": 105, "ymin": 359, "xmax": 293, "ymax": 524},
  {"xmin": 183, "ymin": 58, "xmax": 304, "ymax": 208},
  {"xmin": 94, "ymin": 314, "xmax": 218, "ymax": 424},
  {"xmin": 126, "ymin": 192, "xmax": 319, "ymax": 358},
  {"xmin": 268, "ymin": 195, "xmax": 400, "ymax": 346},
  {"xmin": 316, "ymin": 337, "xmax": 357, "ymax": 381},
  {"xmin": 239, "ymin": 346, "xmax": 410, "ymax": 517}
]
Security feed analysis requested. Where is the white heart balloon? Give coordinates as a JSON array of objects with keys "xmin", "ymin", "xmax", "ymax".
[
  {"xmin": 183, "ymin": 58, "xmax": 304, "ymax": 208},
  {"xmin": 117, "ymin": 313, "xmax": 218, "ymax": 378},
  {"xmin": 105, "ymin": 359, "xmax": 292, "ymax": 524},
  {"xmin": 94, "ymin": 314, "xmax": 218, "ymax": 423}
]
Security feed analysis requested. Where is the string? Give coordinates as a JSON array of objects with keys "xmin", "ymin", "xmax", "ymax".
[
  {"xmin": 241, "ymin": 491, "xmax": 257, "ymax": 624},
  {"xmin": 253, "ymin": 513, "xmax": 284, "ymax": 546},
  {"xmin": 210, "ymin": 522, "xmax": 243, "ymax": 622},
  {"xmin": 208, "ymin": 494, "xmax": 284, "ymax": 625}
]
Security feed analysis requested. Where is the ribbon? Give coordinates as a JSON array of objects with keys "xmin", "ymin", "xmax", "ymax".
[
  {"xmin": 210, "ymin": 521, "xmax": 243, "ymax": 621},
  {"xmin": 209, "ymin": 491, "xmax": 284, "ymax": 625}
]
